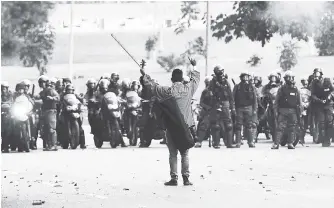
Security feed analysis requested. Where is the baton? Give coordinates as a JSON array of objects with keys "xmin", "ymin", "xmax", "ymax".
[
  {"xmin": 231, "ymin": 78, "xmax": 236, "ymax": 86},
  {"xmin": 110, "ymin": 34, "xmax": 141, "ymax": 68}
]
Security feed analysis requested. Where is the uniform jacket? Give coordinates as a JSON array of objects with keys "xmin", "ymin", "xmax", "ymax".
[
  {"xmin": 233, "ymin": 82, "xmax": 257, "ymax": 110},
  {"xmin": 208, "ymin": 76, "xmax": 234, "ymax": 111},
  {"xmin": 274, "ymin": 84, "xmax": 303, "ymax": 114}
]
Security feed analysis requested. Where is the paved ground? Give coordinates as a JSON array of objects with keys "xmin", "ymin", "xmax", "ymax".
[{"xmin": 2, "ymin": 126, "xmax": 334, "ymax": 208}]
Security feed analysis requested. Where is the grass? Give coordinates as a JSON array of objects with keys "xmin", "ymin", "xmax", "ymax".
[{"xmin": 2, "ymin": 29, "xmax": 334, "ymax": 100}]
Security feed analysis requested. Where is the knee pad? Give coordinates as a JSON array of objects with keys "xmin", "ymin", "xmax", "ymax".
[
  {"xmin": 211, "ymin": 123, "xmax": 220, "ymax": 131},
  {"xmin": 225, "ymin": 122, "xmax": 233, "ymax": 131}
]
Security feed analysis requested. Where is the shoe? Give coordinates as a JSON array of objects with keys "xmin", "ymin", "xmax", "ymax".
[
  {"xmin": 213, "ymin": 145, "xmax": 220, "ymax": 149},
  {"xmin": 287, "ymin": 144, "xmax": 295, "ymax": 149},
  {"xmin": 80, "ymin": 145, "xmax": 87, "ymax": 149},
  {"xmin": 43, "ymin": 148, "xmax": 49, "ymax": 151},
  {"xmin": 194, "ymin": 142, "xmax": 202, "ymax": 148},
  {"xmin": 2, "ymin": 149, "xmax": 9, "ymax": 153},
  {"xmin": 322, "ymin": 142, "xmax": 331, "ymax": 147},
  {"xmin": 226, "ymin": 145, "xmax": 236, "ymax": 148},
  {"xmin": 271, "ymin": 144, "xmax": 279, "ymax": 149},
  {"xmin": 182, "ymin": 176, "xmax": 193, "ymax": 186},
  {"xmin": 50, "ymin": 146, "xmax": 58, "ymax": 151},
  {"xmin": 121, "ymin": 143, "xmax": 128, "ymax": 148},
  {"xmin": 248, "ymin": 143, "xmax": 255, "ymax": 148},
  {"xmin": 164, "ymin": 178, "xmax": 178, "ymax": 186}
]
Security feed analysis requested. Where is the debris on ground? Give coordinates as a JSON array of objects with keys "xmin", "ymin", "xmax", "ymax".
[
  {"xmin": 32, "ymin": 200, "xmax": 45, "ymax": 206},
  {"xmin": 259, "ymin": 182, "xmax": 263, "ymax": 184},
  {"xmin": 54, "ymin": 184, "xmax": 62, "ymax": 188},
  {"xmin": 123, "ymin": 188, "xmax": 130, "ymax": 191}
]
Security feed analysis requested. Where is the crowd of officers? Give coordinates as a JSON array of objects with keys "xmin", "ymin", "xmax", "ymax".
[
  {"xmin": 195, "ymin": 67, "xmax": 333, "ymax": 149},
  {"xmin": 1, "ymin": 73, "xmax": 167, "ymax": 153},
  {"xmin": 1, "ymin": 67, "xmax": 333, "ymax": 153}
]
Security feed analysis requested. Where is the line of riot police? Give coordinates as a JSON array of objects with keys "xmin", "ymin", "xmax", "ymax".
[
  {"xmin": 1, "ymin": 72, "xmax": 167, "ymax": 153},
  {"xmin": 194, "ymin": 67, "xmax": 334, "ymax": 149},
  {"xmin": 2, "ymin": 67, "xmax": 333, "ymax": 153}
]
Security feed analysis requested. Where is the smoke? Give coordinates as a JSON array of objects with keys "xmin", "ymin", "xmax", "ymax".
[{"xmin": 267, "ymin": 1, "xmax": 328, "ymax": 35}]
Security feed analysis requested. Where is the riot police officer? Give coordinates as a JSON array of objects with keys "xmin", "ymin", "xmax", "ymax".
[
  {"xmin": 109, "ymin": 73, "xmax": 121, "ymax": 95},
  {"xmin": 233, "ymin": 71, "xmax": 258, "ymax": 148},
  {"xmin": 300, "ymin": 78, "xmax": 311, "ymax": 144},
  {"xmin": 41, "ymin": 78, "xmax": 60, "ymax": 151},
  {"xmin": 272, "ymin": 71, "xmax": 302, "ymax": 149},
  {"xmin": 1, "ymin": 81, "xmax": 13, "ymax": 153},
  {"xmin": 84, "ymin": 78, "xmax": 99, "ymax": 135},
  {"xmin": 310, "ymin": 68, "xmax": 332, "ymax": 146},
  {"xmin": 195, "ymin": 76, "xmax": 214, "ymax": 148},
  {"xmin": 207, "ymin": 66, "xmax": 235, "ymax": 148},
  {"xmin": 21, "ymin": 79, "xmax": 36, "ymax": 150}
]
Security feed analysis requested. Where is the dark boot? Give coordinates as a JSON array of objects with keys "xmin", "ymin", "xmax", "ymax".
[
  {"xmin": 120, "ymin": 137, "xmax": 127, "ymax": 147},
  {"xmin": 29, "ymin": 140, "xmax": 37, "ymax": 150},
  {"xmin": 2, "ymin": 149, "xmax": 9, "ymax": 153},
  {"xmin": 247, "ymin": 128, "xmax": 256, "ymax": 148},
  {"xmin": 211, "ymin": 127, "xmax": 220, "ymax": 148},
  {"xmin": 194, "ymin": 142, "xmax": 202, "ymax": 148},
  {"xmin": 287, "ymin": 131, "xmax": 296, "ymax": 149},
  {"xmin": 182, "ymin": 175, "xmax": 193, "ymax": 186},
  {"xmin": 271, "ymin": 130, "xmax": 283, "ymax": 149},
  {"xmin": 225, "ymin": 130, "xmax": 235, "ymax": 148},
  {"xmin": 235, "ymin": 130, "xmax": 242, "ymax": 148},
  {"xmin": 164, "ymin": 176, "xmax": 178, "ymax": 186},
  {"xmin": 271, "ymin": 144, "xmax": 279, "ymax": 149}
]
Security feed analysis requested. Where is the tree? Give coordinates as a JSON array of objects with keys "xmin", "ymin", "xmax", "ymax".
[
  {"xmin": 157, "ymin": 54, "xmax": 185, "ymax": 72},
  {"xmin": 174, "ymin": 1, "xmax": 202, "ymax": 35},
  {"xmin": 145, "ymin": 35, "xmax": 158, "ymax": 59},
  {"xmin": 278, "ymin": 40, "xmax": 299, "ymax": 71},
  {"xmin": 1, "ymin": 1, "xmax": 55, "ymax": 75},
  {"xmin": 176, "ymin": 1, "xmax": 313, "ymax": 47},
  {"xmin": 314, "ymin": 2, "xmax": 334, "ymax": 56},
  {"xmin": 181, "ymin": 36, "xmax": 207, "ymax": 71},
  {"xmin": 246, "ymin": 54, "xmax": 262, "ymax": 67}
]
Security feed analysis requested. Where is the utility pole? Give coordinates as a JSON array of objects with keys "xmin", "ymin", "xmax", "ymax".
[
  {"xmin": 69, "ymin": 0, "xmax": 75, "ymax": 80},
  {"xmin": 205, "ymin": 1, "xmax": 210, "ymax": 76}
]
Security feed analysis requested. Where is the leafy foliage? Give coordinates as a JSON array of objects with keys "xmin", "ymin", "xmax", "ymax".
[
  {"xmin": 246, "ymin": 54, "xmax": 262, "ymax": 67},
  {"xmin": 145, "ymin": 35, "xmax": 158, "ymax": 59},
  {"xmin": 181, "ymin": 36, "xmax": 206, "ymax": 69},
  {"xmin": 174, "ymin": 1, "xmax": 202, "ymax": 35},
  {"xmin": 278, "ymin": 40, "xmax": 299, "ymax": 71},
  {"xmin": 211, "ymin": 2, "xmax": 312, "ymax": 47},
  {"xmin": 175, "ymin": 1, "xmax": 313, "ymax": 47},
  {"xmin": 314, "ymin": 3, "xmax": 334, "ymax": 56},
  {"xmin": 1, "ymin": 1, "xmax": 55, "ymax": 74},
  {"xmin": 157, "ymin": 54, "xmax": 186, "ymax": 72}
]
